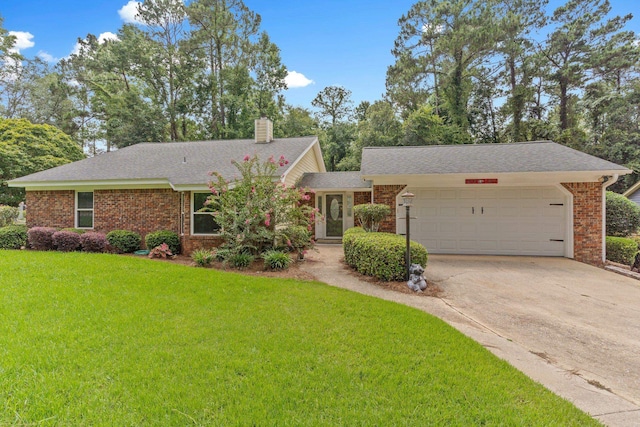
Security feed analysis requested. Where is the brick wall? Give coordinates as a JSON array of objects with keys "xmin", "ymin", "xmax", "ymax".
[
  {"xmin": 354, "ymin": 191, "xmax": 371, "ymax": 206},
  {"xmin": 94, "ymin": 189, "xmax": 181, "ymax": 246},
  {"xmin": 562, "ymin": 182, "xmax": 603, "ymax": 266},
  {"xmin": 181, "ymin": 191, "xmax": 224, "ymax": 254},
  {"xmin": 26, "ymin": 190, "xmax": 75, "ymax": 229},
  {"xmin": 373, "ymin": 185, "xmax": 406, "ymax": 233}
]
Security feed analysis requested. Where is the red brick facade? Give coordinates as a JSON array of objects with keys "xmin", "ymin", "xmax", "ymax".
[
  {"xmin": 25, "ymin": 188, "xmax": 227, "ymax": 254},
  {"xmin": 354, "ymin": 191, "xmax": 371, "ymax": 206},
  {"xmin": 373, "ymin": 184, "xmax": 407, "ymax": 233},
  {"xmin": 562, "ymin": 182, "xmax": 603, "ymax": 266},
  {"xmin": 26, "ymin": 190, "xmax": 75, "ymax": 229}
]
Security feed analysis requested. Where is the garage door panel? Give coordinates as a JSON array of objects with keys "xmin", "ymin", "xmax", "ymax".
[{"xmin": 401, "ymin": 186, "xmax": 567, "ymax": 256}]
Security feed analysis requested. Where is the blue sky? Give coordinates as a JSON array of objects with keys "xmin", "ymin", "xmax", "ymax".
[{"xmin": 2, "ymin": 0, "xmax": 639, "ymax": 110}]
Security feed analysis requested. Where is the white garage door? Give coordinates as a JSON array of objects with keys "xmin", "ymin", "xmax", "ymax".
[{"xmin": 397, "ymin": 187, "xmax": 567, "ymax": 256}]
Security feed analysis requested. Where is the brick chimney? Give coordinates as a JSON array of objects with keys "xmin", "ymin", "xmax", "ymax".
[{"xmin": 255, "ymin": 117, "xmax": 273, "ymax": 143}]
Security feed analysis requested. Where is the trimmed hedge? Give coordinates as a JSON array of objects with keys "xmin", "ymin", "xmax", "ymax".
[
  {"xmin": 106, "ymin": 230, "xmax": 141, "ymax": 253},
  {"xmin": 0, "ymin": 224, "xmax": 27, "ymax": 249},
  {"xmin": 27, "ymin": 227, "xmax": 57, "ymax": 250},
  {"xmin": 52, "ymin": 230, "xmax": 81, "ymax": 252},
  {"xmin": 145, "ymin": 230, "xmax": 180, "ymax": 254},
  {"xmin": 343, "ymin": 227, "xmax": 428, "ymax": 281},
  {"xmin": 606, "ymin": 191, "xmax": 640, "ymax": 237},
  {"xmin": 606, "ymin": 236, "xmax": 638, "ymax": 265},
  {"xmin": 80, "ymin": 232, "xmax": 108, "ymax": 253}
]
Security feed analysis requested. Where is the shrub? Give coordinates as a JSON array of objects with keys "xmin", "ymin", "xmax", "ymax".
[
  {"xmin": 80, "ymin": 232, "xmax": 108, "ymax": 253},
  {"xmin": 0, "ymin": 205, "xmax": 18, "ymax": 227},
  {"xmin": 107, "ymin": 230, "xmax": 142, "ymax": 253},
  {"xmin": 279, "ymin": 225, "xmax": 313, "ymax": 260},
  {"xmin": 145, "ymin": 230, "xmax": 180, "ymax": 255},
  {"xmin": 353, "ymin": 203, "xmax": 391, "ymax": 232},
  {"xmin": 215, "ymin": 248, "xmax": 231, "ymax": 262},
  {"xmin": 191, "ymin": 248, "xmax": 214, "ymax": 267},
  {"xmin": 227, "ymin": 252, "xmax": 254, "ymax": 269},
  {"xmin": 262, "ymin": 250, "xmax": 292, "ymax": 270},
  {"xmin": 61, "ymin": 228, "xmax": 87, "ymax": 234},
  {"xmin": 205, "ymin": 154, "xmax": 318, "ymax": 256},
  {"xmin": 52, "ymin": 230, "xmax": 81, "ymax": 252},
  {"xmin": 0, "ymin": 224, "xmax": 27, "ymax": 249},
  {"xmin": 27, "ymin": 227, "xmax": 58, "ymax": 250},
  {"xmin": 606, "ymin": 236, "xmax": 638, "ymax": 265},
  {"xmin": 343, "ymin": 229, "xmax": 428, "ymax": 281},
  {"xmin": 149, "ymin": 243, "xmax": 174, "ymax": 259},
  {"xmin": 606, "ymin": 191, "xmax": 640, "ymax": 237}
]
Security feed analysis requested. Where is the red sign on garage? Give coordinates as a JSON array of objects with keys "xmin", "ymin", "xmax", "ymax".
[{"xmin": 465, "ymin": 178, "xmax": 498, "ymax": 184}]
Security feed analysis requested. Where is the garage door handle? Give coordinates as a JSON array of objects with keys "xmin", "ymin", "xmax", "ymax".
[
  {"xmin": 550, "ymin": 203, "xmax": 564, "ymax": 206},
  {"xmin": 472, "ymin": 207, "xmax": 474, "ymax": 214},
  {"xmin": 481, "ymin": 207, "xmax": 484, "ymax": 214},
  {"xmin": 550, "ymin": 239, "xmax": 564, "ymax": 242}
]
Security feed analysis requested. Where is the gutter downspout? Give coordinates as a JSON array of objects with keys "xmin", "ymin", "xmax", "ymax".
[{"xmin": 601, "ymin": 174, "xmax": 619, "ymax": 264}]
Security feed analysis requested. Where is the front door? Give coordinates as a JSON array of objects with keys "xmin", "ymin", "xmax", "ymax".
[{"xmin": 326, "ymin": 194, "xmax": 344, "ymax": 237}]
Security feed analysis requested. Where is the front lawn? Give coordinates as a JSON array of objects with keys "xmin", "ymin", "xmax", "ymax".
[{"xmin": 0, "ymin": 251, "xmax": 597, "ymax": 425}]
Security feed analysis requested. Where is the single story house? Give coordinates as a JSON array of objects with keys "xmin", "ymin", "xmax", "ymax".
[{"xmin": 9, "ymin": 119, "xmax": 631, "ymax": 266}]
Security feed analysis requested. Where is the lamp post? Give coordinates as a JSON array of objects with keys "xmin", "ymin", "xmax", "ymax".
[{"xmin": 401, "ymin": 192, "xmax": 415, "ymax": 281}]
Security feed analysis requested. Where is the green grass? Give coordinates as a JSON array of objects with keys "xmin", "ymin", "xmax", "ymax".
[{"xmin": 0, "ymin": 251, "xmax": 598, "ymax": 426}]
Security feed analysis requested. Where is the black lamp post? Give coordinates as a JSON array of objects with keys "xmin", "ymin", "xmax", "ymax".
[{"xmin": 401, "ymin": 192, "xmax": 415, "ymax": 280}]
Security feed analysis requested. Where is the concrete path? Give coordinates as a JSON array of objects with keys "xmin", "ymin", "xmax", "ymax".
[{"xmin": 304, "ymin": 245, "xmax": 640, "ymax": 427}]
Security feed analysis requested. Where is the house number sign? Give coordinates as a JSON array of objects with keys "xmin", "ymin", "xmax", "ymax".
[{"xmin": 465, "ymin": 178, "xmax": 498, "ymax": 184}]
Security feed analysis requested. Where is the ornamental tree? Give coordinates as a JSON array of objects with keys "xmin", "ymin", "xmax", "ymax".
[{"xmin": 204, "ymin": 154, "xmax": 318, "ymax": 256}]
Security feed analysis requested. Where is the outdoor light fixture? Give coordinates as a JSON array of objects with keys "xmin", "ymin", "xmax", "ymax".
[{"xmin": 401, "ymin": 192, "xmax": 415, "ymax": 280}]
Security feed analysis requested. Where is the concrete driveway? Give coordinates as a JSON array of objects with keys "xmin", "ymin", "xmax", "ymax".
[
  {"xmin": 305, "ymin": 247, "xmax": 640, "ymax": 426},
  {"xmin": 427, "ymin": 255, "xmax": 640, "ymax": 424}
]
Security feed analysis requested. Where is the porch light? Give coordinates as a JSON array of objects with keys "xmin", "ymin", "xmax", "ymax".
[
  {"xmin": 401, "ymin": 192, "xmax": 415, "ymax": 207},
  {"xmin": 401, "ymin": 192, "xmax": 415, "ymax": 280}
]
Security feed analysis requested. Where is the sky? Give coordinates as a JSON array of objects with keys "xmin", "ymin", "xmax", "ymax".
[{"xmin": 2, "ymin": 0, "xmax": 640, "ymax": 110}]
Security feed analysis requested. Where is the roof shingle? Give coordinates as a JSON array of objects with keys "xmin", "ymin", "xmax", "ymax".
[
  {"xmin": 10, "ymin": 137, "xmax": 318, "ymax": 186},
  {"xmin": 361, "ymin": 141, "xmax": 630, "ymax": 176}
]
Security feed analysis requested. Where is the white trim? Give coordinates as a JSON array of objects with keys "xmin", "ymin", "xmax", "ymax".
[
  {"xmin": 190, "ymin": 191, "xmax": 221, "ymax": 236},
  {"xmin": 556, "ymin": 183, "xmax": 574, "ymax": 259},
  {"xmin": 602, "ymin": 174, "xmax": 620, "ymax": 264},
  {"xmin": 75, "ymin": 190, "xmax": 94, "ymax": 229},
  {"xmin": 11, "ymin": 180, "xmax": 172, "ymax": 191},
  {"xmin": 281, "ymin": 138, "xmax": 325, "ymax": 183}
]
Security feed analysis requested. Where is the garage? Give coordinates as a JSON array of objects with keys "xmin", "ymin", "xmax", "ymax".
[
  {"xmin": 396, "ymin": 186, "xmax": 568, "ymax": 256},
  {"xmin": 361, "ymin": 141, "xmax": 633, "ymax": 265}
]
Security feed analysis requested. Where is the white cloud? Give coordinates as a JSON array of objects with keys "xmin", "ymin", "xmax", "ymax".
[
  {"xmin": 69, "ymin": 32, "xmax": 120, "ymax": 57},
  {"xmin": 37, "ymin": 51, "xmax": 58, "ymax": 63},
  {"xmin": 98, "ymin": 32, "xmax": 119, "ymax": 43},
  {"xmin": 8, "ymin": 31, "xmax": 35, "ymax": 53},
  {"xmin": 285, "ymin": 71, "xmax": 314, "ymax": 89},
  {"xmin": 118, "ymin": 1, "xmax": 144, "ymax": 24}
]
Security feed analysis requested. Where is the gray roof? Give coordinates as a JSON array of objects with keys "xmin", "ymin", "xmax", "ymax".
[
  {"xmin": 299, "ymin": 172, "xmax": 372, "ymax": 190},
  {"xmin": 11, "ymin": 137, "xmax": 318, "ymax": 186},
  {"xmin": 361, "ymin": 141, "xmax": 631, "ymax": 176}
]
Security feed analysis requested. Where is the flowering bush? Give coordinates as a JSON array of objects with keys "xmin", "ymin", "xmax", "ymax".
[
  {"xmin": 204, "ymin": 154, "xmax": 319, "ymax": 256},
  {"xmin": 80, "ymin": 232, "xmax": 108, "ymax": 253},
  {"xmin": 27, "ymin": 226, "xmax": 58, "ymax": 250},
  {"xmin": 52, "ymin": 230, "xmax": 81, "ymax": 252}
]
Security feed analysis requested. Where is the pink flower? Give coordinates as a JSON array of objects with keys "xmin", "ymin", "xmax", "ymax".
[
  {"xmin": 243, "ymin": 154, "xmax": 250, "ymax": 162},
  {"xmin": 265, "ymin": 219, "xmax": 270, "ymax": 227},
  {"xmin": 302, "ymin": 194, "xmax": 311, "ymax": 201},
  {"xmin": 251, "ymin": 187, "xmax": 256, "ymax": 193},
  {"xmin": 268, "ymin": 155, "xmax": 275, "ymax": 164},
  {"xmin": 245, "ymin": 219, "xmax": 250, "ymax": 224}
]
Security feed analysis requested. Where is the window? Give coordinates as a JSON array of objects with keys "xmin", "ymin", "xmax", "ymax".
[
  {"xmin": 76, "ymin": 191, "xmax": 93, "ymax": 228},
  {"xmin": 192, "ymin": 192, "xmax": 220, "ymax": 235}
]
